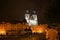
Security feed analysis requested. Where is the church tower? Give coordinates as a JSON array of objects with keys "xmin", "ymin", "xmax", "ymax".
[{"xmin": 25, "ymin": 9, "xmax": 38, "ymax": 26}]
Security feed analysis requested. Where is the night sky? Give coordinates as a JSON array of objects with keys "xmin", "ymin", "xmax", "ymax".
[{"xmin": 0, "ymin": 0, "xmax": 60, "ymax": 24}]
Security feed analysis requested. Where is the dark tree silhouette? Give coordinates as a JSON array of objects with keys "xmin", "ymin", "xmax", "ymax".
[{"xmin": 22, "ymin": 19, "xmax": 27, "ymax": 23}]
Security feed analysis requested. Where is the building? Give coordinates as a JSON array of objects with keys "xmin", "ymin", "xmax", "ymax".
[{"xmin": 25, "ymin": 10, "xmax": 38, "ymax": 26}]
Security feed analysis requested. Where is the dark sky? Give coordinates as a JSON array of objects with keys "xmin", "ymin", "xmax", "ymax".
[{"xmin": 0, "ymin": 0, "xmax": 58, "ymax": 23}]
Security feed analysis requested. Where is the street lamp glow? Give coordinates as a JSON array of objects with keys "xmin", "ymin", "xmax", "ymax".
[{"xmin": 0, "ymin": 30, "xmax": 6, "ymax": 35}]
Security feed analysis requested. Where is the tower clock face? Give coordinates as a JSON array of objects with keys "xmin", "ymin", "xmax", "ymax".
[
  {"xmin": 29, "ymin": 20, "xmax": 38, "ymax": 26},
  {"xmin": 25, "ymin": 14, "xmax": 30, "ymax": 20},
  {"xmin": 32, "ymin": 15, "xmax": 37, "ymax": 20}
]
